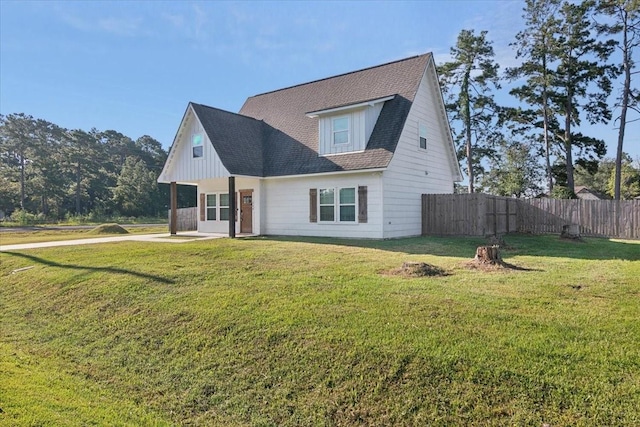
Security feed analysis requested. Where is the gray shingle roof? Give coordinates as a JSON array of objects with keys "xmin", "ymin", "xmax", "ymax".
[
  {"xmin": 193, "ymin": 53, "xmax": 431, "ymax": 177},
  {"xmin": 190, "ymin": 103, "xmax": 266, "ymax": 176}
]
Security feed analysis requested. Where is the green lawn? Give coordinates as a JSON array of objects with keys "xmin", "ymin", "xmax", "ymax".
[
  {"xmin": 1, "ymin": 234, "xmax": 639, "ymax": 426},
  {"xmin": 0, "ymin": 225, "xmax": 168, "ymax": 245}
]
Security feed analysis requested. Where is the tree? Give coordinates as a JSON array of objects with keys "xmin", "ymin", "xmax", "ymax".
[
  {"xmin": 553, "ymin": 0, "xmax": 619, "ymax": 194},
  {"xmin": 135, "ymin": 135, "xmax": 167, "ymax": 172},
  {"xmin": 507, "ymin": 0, "xmax": 562, "ymax": 192},
  {"xmin": 439, "ymin": 29, "xmax": 501, "ymax": 193},
  {"xmin": 61, "ymin": 129, "xmax": 102, "ymax": 215},
  {"xmin": 481, "ymin": 141, "xmax": 543, "ymax": 198},
  {"xmin": 597, "ymin": 0, "xmax": 640, "ymax": 199},
  {"xmin": 112, "ymin": 157, "xmax": 161, "ymax": 216},
  {"xmin": 29, "ymin": 119, "xmax": 66, "ymax": 216},
  {"xmin": 608, "ymin": 155, "xmax": 640, "ymax": 198},
  {"xmin": 0, "ymin": 113, "xmax": 39, "ymax": 210}
]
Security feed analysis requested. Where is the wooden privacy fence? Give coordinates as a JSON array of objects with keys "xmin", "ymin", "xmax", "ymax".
[
  {"xmin": 422, "ymin": 193, "xmax": 640, "ymax": 239},
  {"xmin": 168, "ymin": 207, "xmax": 197, "ymax": 232}
]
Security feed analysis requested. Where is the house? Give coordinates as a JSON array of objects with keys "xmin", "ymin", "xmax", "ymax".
[
  {"xmin": 574, "ymin": 186, "xmax": 610, "ymax": 200},
  {"xmin": 158, "ymin": 53, "xmax": 462, "ymax": 239}
]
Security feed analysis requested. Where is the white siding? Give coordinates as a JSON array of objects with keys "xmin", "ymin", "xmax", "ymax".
[
  {"xmin": 382, "ymin": 63, "xmax": 457, "ymax": 238},
  {"xmin": 263, "ymin": 172, "xmax": 383, "ymax": 238},
  {"xmin": 160, "ymin": 108, "xmax": 230, "ymax": 184},
  {"xmin": 197, "ymin": 177, "xmax": 262, "ymax": 234}
]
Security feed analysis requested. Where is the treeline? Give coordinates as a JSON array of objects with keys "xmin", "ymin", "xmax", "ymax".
[
  {"xmin": 0, "ymin": 113, "xmax": 194, "ymax": 222},
  {"xmin": 439, "ymin": 0, "xmax": 640, "ymax": 199}
]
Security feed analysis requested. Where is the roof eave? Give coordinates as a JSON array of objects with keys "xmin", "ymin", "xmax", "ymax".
[{"xmin": 305, "ymin": 95, "xmax": 396, "ymax": 118}]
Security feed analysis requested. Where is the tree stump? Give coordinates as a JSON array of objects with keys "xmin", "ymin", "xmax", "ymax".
[
  {"xmin": 474, "ymin": 245, "xmax": 501, "ymax": 264},
  {"xmin": 561, "ymin": 224, "xmax": 581, "ymax": 240},
  {"xmin": 487, "ymin": 234, "xmax": 506, "ymax": 247}
]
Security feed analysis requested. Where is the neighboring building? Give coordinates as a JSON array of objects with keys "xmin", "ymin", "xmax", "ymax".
[
  {"xmin": 159, "ymin": 53, "xmax": 462, "ymax": 239},
  {"xmin": 574, "ymin": 186, "xmax": 611, "ymax": 200}
]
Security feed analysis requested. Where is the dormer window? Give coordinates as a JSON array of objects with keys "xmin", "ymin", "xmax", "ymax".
[
  {"xmin": 192, "ymin": 133, "xmax": 203, "ymax": 158},
  {"xmin": 332, "ymin": 116, "xmax": 350, "ymax": 145},
  {"xmin": 306, "ymin": 95, "xmax": 394, "ymax": 156}
]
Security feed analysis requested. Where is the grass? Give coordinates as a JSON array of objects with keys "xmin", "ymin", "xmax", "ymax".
[
  {"xmin": 0, "ymin": 225, "xmax": 167, "ymax": 245},
  {"xmin": 1, "ymin": 234, "xmax": 639, "ymax": 426}
]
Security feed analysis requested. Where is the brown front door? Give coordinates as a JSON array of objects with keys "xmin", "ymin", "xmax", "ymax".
[{"xmin": 239, "ymin": 190, "xmax": 253, "ymax": 234}]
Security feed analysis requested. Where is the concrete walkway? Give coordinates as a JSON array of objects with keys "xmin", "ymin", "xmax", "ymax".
[{"xmin": 0, "ymin": 232, "xmax": 228, "ymax": 252}]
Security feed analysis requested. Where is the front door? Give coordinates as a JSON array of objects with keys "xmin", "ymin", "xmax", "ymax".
[{"xmin": 239, "ymin": 190, "xmax": 253, "ymax": 234}]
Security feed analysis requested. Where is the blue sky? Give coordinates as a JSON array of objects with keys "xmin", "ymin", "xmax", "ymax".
[{"xmin": 1, "ymin": 0, "xmax": 637, "ymax": 160}]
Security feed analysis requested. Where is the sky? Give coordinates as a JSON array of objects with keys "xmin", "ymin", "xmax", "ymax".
[{"xmin": 1, "ymin": 0, "xmax": 638, "ymax": 161}]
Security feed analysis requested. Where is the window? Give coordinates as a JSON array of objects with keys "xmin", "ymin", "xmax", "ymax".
[
  {"xmin": 318, "ymin": 187, "xmax": 356, "ymax": 223},
  {"xmin": 332, "ymin": 116, "xmax": 349, "ymax": 145},
  {"xmin": 319, "ymin": 189, "xmax": 335, "ymax": 221},
  {"xmin": 203, "ymin": 193, "xmax": 230, "ymax": 221},
  {"xmin": 419, "ymin": 123, "xmax": 427, "ymax": 150},
  {"xmin": 219, "ymin": 193, "xmax": 230, "ymax": 221},
  {"xmin": 206, "ymin": 194, "xmax": 216, "ymax": 221},
  {"xmin": 192, "ymin": 133, "xmax": 203, "ymax": 158},
  {"xmin": 339, "ymin": 188, "xmax": 356, "ymax": 222}
]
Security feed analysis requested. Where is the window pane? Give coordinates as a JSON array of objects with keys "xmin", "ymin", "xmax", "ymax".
[
  {"xmin": 319, "ymin": 189, "xmax": 334, "ymax": 205},
  {"xmin": 334, "ymin": 130, "xmax": 348, "ymax": 144},
  {"xmin": 206, "ymin": 194, "xmax": 216, "ymax": 207},
  {"xmin": 339, "ymin": 188, "xmax": 355, "ymax": 204},
  {"xmin": 340, "ymin": 205, "xmax": 355, "ymax": 222},
  {"xmin": 320, "ymin": 206, "xmax": 334, "ymax": 222},
  {"xmin": 419, "ymin": 123, "xmax": 428, "ymax": 138},
  {"xmin": 220, "ymin": 193, "xmax": 229, "ymax": 207},
  {"xmin": 192, "ymin": 134, "xmax": 203, "ymax": 146},
  {"xmin": 419, "ymin": 123, "xmax": 427, "ymax": 149},
  {"xmin": 220, "ymin": 207, "xmax": 229, "ymax": 221},
  {"xmin": 333, "ymin": 117, "xmax": 348, "ymax": 132},
  {"xmin": 206, "ymin": 207, "xmax": 216, "ymax": 221},
  {"xmin": 193, "ymin": 146, "xmax": 203, "ymax": 158}
]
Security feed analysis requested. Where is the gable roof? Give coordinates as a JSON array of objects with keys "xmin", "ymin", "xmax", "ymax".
[
  {"xmin": 163, "ymin": 53, "xmax": 452, "ymax": 180},
  {"xmin": 189, "ymin": 103, "xmax": 267, "ymax": 177},
  {"xmin": 240, "ymin": 53, "xmax": 431, "ymax": 176}
]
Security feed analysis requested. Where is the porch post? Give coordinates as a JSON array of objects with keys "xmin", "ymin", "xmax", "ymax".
[
  {"xmin": 228, "ymin": 176, "xmax": 236, "ymax": 238},
  {"xmin": 170, "ymin": 181, "xmax": 178, "ymax": 235}
]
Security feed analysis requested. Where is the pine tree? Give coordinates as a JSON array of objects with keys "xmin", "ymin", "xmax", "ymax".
[
  {"xmin": 553, "ymin": 0, "xmax": 619, "ymax": 194},
  {"xmin": 597, "ymin": 0, "xmax": 640, "ymax": 199},
  {"xmin": 507, "ymin": 0, "xmax": 562, "ymax": 193},
  {"xmin": 439, "ymin": 29, "xmax": 501, "ymax": 193}
]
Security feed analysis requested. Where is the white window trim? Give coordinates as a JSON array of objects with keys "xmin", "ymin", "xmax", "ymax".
[
  {"xmin": 204, "ymin": 192, "xmax": 230, "ymax": 222},
  {"xmin": 332, "ymin": 115, "xmax": 350, "ymax": 145},
  {"xmin": 419, "ymin": 122, "xmax": 428, "ymax": 150},
  {"xmin": 205, "ymin": 194, "xmax": 216, "ymax": 221},
  {"xmin": 318, "ymin": 187, "xmax": 358, "ymax": 224},
  {"xmin": 192, "ymin": 133, "xmax": 204, "ymax": 159}
]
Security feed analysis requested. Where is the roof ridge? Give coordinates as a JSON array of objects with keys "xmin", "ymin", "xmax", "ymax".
[
  {"xmin": 190, "ymin": 102, "xmax": 264, "ymax": 123},
  {"xmin": 247, "ymin": 53, "xmax": 431, "ymax": 99}
]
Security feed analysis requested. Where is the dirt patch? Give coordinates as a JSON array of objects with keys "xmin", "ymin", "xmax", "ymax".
[
  {"xmin": 384, "ymin": 262, "xmax": 449, "ymax": 278},
  {"xmin": 463, "ymin": 258, "xmax": 534, "ymax": 272},
  {"xmin": 88, "ymin": 223, "xmax": 129, "ymax": 235}
]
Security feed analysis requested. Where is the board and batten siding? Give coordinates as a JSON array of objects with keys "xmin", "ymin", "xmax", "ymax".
[
  {"xmin": 318, "ymin": 110, "xmax": 364, "ymax": 155},
  {"xmin": 382, "ymin": 65, "xmax": 457, "ymax": 238},
  {"xmin": 263, "ymin": 172, "xmax": 383, "ymax": 238},
  {"xmin": 162, "ymin": 109, "xmax": 230, "ymax": 184},
  {"xmin": 318, "ymin": 104, "xmax": 383, "ymax": 156}
]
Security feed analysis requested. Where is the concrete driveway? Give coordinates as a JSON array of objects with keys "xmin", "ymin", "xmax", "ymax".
[{"xmin": 0, "ymin": 232, "xmax": 227, "ymax": 252}]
